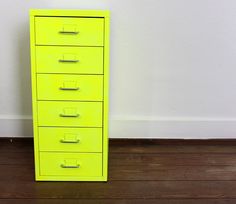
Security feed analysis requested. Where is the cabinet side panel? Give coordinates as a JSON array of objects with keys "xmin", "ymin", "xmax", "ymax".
[
  {"xmin": 103, "ymin": 15, "xmax": 110, "ymax": 181},
  {"xmin": 30, "ymin": 14, "xmax": 39, "ymax": 180}
]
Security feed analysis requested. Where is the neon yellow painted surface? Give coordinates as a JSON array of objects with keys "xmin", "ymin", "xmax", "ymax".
[
  {"xmin": 40, "ymin": 152, "xmax": 102, "ymax": 177},
  {"xmin": 37, "ymin": 74, "xmax": 103, "ymax": 101},
  {"xmin": 38, "ymin": 101, "xmax": 103, "ymax": 127},
  {"xmin": 36, "ymin": 46, "xmax": 103, "ymax": 74},
  {"xmin": 30, "ymin": 9, "xmax": 109, "ymax": 181},
  {"xmin": 38, "ymin": 127, "xmax": 102, "ymax": 152},
  {"xmin": 35, "ymin": 17, "xmax": 104, "ymax": 46},
  {"xmin": 30, "ymin": 9, "xmax": 110, "ymax": 17},
  {"xmin": 102, "ymin": 12, "xmax": 110, "ymax": 181}
]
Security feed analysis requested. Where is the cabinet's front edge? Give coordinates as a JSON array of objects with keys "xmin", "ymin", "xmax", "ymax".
[{"xmin": 30, "ymin": 14, "xmax": 40, "ymax": 180}]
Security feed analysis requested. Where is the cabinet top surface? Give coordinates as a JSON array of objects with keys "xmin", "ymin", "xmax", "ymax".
[{"xmin": 30, "ymin": 9, "xmax": 110, "ymax": 17}]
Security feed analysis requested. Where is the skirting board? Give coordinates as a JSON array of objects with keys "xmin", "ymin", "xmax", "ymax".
[{"xmin": 1, "ymin": 116, "xmax": 236, "ymax": 138}]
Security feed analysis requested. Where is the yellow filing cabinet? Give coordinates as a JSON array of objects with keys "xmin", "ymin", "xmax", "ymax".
[{"xmin": 30, "ymin": 10, "xmax": 109, "ymax": 181}]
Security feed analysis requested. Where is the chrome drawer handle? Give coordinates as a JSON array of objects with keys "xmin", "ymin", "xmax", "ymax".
[
  {"xmin": 59, "ymin": 113, "xmax": 80, "ymax": 117},
  {"xmin": 58, "ymin": 59, "xmax": 79, "ymax": 63},
  {"xmin": 59, "ymin": 31, "xmax": 79, "ymax": 34},
  {"xmin": 60, "ymin": 139, "xmax": 80, "ymax": 143},
  {"xmin": 61, "ymin": 164, "xmax": 80, "ymax": 168},
  {"xmin": 59, "ymin": 87, "xmax": 80, "ymax": 91}
]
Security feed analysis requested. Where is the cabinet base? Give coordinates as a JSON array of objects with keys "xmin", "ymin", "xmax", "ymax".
[{"xmin": 35, "ymin": 175, "xmax": 108, "ymax": 182}]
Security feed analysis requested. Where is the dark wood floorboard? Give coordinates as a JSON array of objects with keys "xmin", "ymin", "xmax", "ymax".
[
  {"xmin": 2, "ymin": 158, "xmax": 236, "ymax": 182},
  {"xmin": 3, "ymin": 152, "xmax": 236, "ymax": 166},
  {"xmin": 0, "ymin": 199, "xmax": 236, "ymax": 204},
  {"xmin": 1, "ymin": 138, "xmax": 236, "ymax": 203},
  {"xmin": 2, "ymin": 180, "xmax": 236, "ymax": 199}
]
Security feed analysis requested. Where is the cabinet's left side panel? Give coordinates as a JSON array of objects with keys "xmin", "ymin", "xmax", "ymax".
[{"xmin": 30, "ymin": 12, "xmax": 40, "ymax": 180}]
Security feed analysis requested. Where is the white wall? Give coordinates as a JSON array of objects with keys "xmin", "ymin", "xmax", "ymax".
[{"xmin": 1, "ymin": 0, "xmax": 236, "ymax": 138}]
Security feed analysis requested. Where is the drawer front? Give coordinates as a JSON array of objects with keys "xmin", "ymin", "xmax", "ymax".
[
  {"xmin": 38, "ymin": 127, "xmax": 102, "ymax": 152},
  {"xmin": 38, "ymin": 101, "xmax": 103, "ymax": 127},
  {"xmin": 40, "ymin": 152, "xmax": 102, "ymax": 177},
  {"xmin": 36, "ymin": 46, "xmax": 103, "ymax": 74},
  {"xmin": 37, "ymin": 74, "xmax": 103, "ymax": 101},
  {"xmin": 35, "ymin": 17, "xmax": 104, "ymax": 46}
]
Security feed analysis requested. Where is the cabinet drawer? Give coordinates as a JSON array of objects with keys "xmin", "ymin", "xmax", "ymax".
[
  {"xmin": 35, "ymin": 17, "xmax": 104, "ymax": 46},
  {"xmin": 40, "ymin": 152, "xmax": 102, "ymax": 177},
  {"xmin": 39, "ymin": 127, "xmax": 102, "ymax": 152},
  {"xmin": 37, "ymin": 74, "xmax": 103, "ymax": 101},
  {"xmin": 36, "ymin": 46, "xmax": 103, "ymax": 74},
  {"xmin": 38, "ymin": 101, "xmax": 102, "ymax": 127}
]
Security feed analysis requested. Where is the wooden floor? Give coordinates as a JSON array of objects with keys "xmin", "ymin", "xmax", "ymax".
[{"xmin": 1, "ymin": 139, "xmax": 236, "ymax": 203}]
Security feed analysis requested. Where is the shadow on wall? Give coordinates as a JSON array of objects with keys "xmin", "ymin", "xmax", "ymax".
[{"xmin": 16, "ymin": 21, "xmax": 33, "ymax": 136}]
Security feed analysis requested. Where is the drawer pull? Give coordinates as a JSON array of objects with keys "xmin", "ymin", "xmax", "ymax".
[
  {"xmin": 61, "ymin": 164, "xmax": 80, "ymax": 168},
  {"xmin": 59, "ymin": 31, "xmax": 79, "ymax": 34},
  {"xmin": 59, "ymin": 113, "xmax": 80, "ymax": 117},
  {"xmin": 59, "ymin": 87, "xmax": 80, "ymax": 91},
  {"xmin": 60, "ymin": 139, "xmax": 80, "ymax": 143},
  {"xmin": 58, "ymin": 59, "xmax": 79, "ymax": 63}
]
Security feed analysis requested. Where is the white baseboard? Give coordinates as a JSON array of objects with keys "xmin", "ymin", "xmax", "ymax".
[
  {"xmin": 110, "ymin": 116, "xmax": 236, "ymax": 139},
  {"xmin": 0, "ymin": 115, "xmax": 33, "ymax": 137},
  {"xmin": 1, "ymin": 115, "xmax": 236, "ymax": 139}
]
